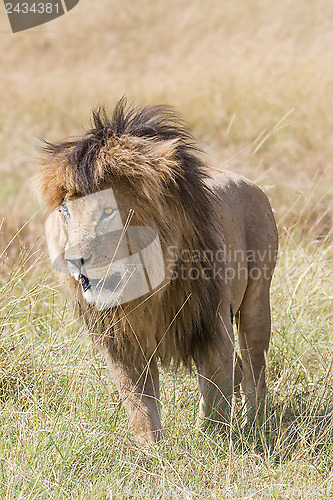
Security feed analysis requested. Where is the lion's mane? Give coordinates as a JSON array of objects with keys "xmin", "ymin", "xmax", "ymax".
[{"xmin": 36, "ymin": 99, "xmax": 226, "ymax": 368}]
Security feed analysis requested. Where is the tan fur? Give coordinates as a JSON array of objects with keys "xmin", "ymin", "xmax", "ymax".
[{"xmin": 35, "ymin": 100, "xmax": 278, "ymax": 445}]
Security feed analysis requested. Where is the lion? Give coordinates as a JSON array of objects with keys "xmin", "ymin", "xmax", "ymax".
[{"xmin": 35, "ymin": 99, "xmax": 278, "ymax": 445}]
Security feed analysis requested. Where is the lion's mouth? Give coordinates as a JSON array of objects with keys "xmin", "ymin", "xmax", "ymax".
[
  {"xmin": 80, "ymin": 272, "xmax": 123, "ymax": 294},
  {"xmin": 80, "ymin": 274, "xmax": 91, "ymax": 292}
]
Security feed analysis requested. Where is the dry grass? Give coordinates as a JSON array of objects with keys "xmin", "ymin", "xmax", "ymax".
[{"xmin": 0, "ymin": 0, "xmax": 332, "ymax": 498}]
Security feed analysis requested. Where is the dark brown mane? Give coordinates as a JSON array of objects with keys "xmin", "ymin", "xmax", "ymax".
[{"xmin": 40, "ymin": 98, "xmax": 224, "ymax": 368}]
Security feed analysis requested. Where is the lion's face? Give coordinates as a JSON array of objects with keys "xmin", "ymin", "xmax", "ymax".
[{"xmin": 46, "ymin": 188, "xmax": 165, "ymax": 310}]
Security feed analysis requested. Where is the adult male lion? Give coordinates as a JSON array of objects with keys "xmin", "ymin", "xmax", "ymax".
[{"xmin": 36, "ymin": 99, "xmax": 278, "ymax": 445}]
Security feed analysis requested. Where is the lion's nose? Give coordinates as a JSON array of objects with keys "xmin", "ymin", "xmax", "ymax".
[
  {"xmin": 66, "ymin": 256, "xmax": 93, "ymax": 276},
  {"xmin": 66, "ymin": 253, "xmax": 92, "ymax": 267},
  {"xmin": 66, "ymin": 258, "xmax": 84, "ymax": 279},
  {"xmin": 67, "ymin": 258, "xmax": 83, "ymax": 268}
]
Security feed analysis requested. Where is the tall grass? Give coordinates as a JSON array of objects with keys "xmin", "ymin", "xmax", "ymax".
[{"xmin": 0, "ymin": 226, "xmax": 332, "ymax": 499}]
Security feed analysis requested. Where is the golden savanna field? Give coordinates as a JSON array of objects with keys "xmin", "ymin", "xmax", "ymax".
[{"xmin": 0, "ymin": 0, "xmax": 332, "ymax": 498}]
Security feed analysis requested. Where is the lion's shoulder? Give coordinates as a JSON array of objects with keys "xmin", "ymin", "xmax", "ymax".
[
  {"xmin": 205, "ymin": 167, "xmax": 272, "ymax": 210},
  {"xmin": 204, "ymin": 167, "xmax": 278, "ymax": 252}
]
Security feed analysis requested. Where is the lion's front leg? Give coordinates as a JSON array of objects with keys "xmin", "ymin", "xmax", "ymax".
[{"xmin": 100, "ymin": 343, "xmax": 163, "ymax": 446}]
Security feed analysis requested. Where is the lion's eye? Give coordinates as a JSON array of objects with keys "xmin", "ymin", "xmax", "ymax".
[{"xmin": 102, "ymin": 208, "xmax": 116, "ymax": 218}]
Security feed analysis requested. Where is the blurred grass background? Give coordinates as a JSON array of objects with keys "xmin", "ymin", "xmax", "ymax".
[
  {"xmin": 0, "ymin": 0, "xmax": 332, "ymax": 498},
  {"xmin": 0, "ymin": 0, "xmax": 332, "ymax": 245}
]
